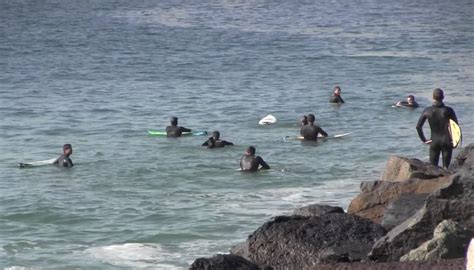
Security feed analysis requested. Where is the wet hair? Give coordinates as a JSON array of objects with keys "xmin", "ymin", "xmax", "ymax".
[
  {"xmin": 170, "ymin": 117, "xmax": 178, "ymax": 126},
  {"xmin": 407, "ymin": 95, "xmax": 415, "ymax": 100},
  {"xmin": 212, "ymin": 131, "xmax": 220, "ymax": 140},
  {"xmin": 334, "ymin": 86, "xmax": 341, "ymax": 92},
  {"xmin": 247, "ymin": 146, "xmax": 256, "ymax": 155},
  {"xmin": 63, "ymin": 144, "xmax": 72, "ymax": 150},
  {"xmin": 433, "ymin": 88, "xmax": 444, "ymax": 101},
  {"xmin": 307, "ymin": 114, "xmax": 315, "ymax": 123}
]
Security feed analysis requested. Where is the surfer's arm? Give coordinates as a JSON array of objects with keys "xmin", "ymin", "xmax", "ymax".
[
  {"xmin": 449, "ymin": 108, "xmax": 458, "ymax": 124},
  {"xmin": 224, "ymin": 140, "xmax": 234, "ymax": 146},
  {"xmin": 257, "ymin": 157, "xmax": 270, "ymax": 170},
  {"xmin": 319, "ymin": 128, "xmax": 328, "ymax": 137},
  {"xmin": 416, "ymin": 112, "xmax": 428, "ymax": 142},
  {"xmin": 180, "ymin": 127, "xmax": 191, "ymax": 133}
]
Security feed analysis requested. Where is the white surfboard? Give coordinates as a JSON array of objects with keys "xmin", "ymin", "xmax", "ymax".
[
  {"xmin": 448, "ymin": 119, "xmax": 462, "ymax": 148},
  {"xmin": 18, "ymin": 158, "xmax": 57, "ymax": 168},
  {"xmin": 284, "ymin": 132, "xmax": 352, "ymax": 141},
  {"xmin": 259, "ymin": 114, "xmax": 277, "ymax": 125}
]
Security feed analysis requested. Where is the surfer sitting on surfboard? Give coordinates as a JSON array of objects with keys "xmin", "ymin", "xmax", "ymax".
[
  {"xmin": 202, "ymin": 131, "xmax": 234, "ymax": 149},
  {"xmin": 416, "ymin": 88, "xmax": 458, "ymax": 168},
  {"xmin": 240, "ymin": 146, "xmax": 270, "ymax": 172},
  {"xmin": 300, "ymin": 114, "xmax": 328, "ymax": 141},
  {"xmin": 166, "ymin": 117, "xmax": 191, "ymax": 138},
  {"xmin": 53, "ymin": 144, "xmax": 74, "ymax": 168},
  {"xmin": 329, "ymin": 86, "xmax": 345, "ymax": 104},
  {"xmin": 395, "ymin": 95, "xmax": 419, "ymax": 108}
]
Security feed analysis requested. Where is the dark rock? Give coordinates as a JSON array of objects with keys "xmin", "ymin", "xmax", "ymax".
[
  {"xmin": 309, "ymin": 258, "xmax": 466, "ymax": 270},
  {"xmin": 382, "ymin": 155, "xmax": 450, "ymax": 182},
  {"xmin": 450, "ymin": 143, "xmax": 474, "ymax": 171},
  {"xmin": 240, "ymin": 213, "xmax": 385, "ymax": 269},
  {"xmin": 381, "ymin": 194, "xmax": 429, "ymax": 230},
  {"xmin": 292, "ymin": 204, "xmax": 344, "ymax": 217},
  {"xmin": 366, "ymin": 146, "xmax": 474, "ymax": 262},
  {"xmin": 400, "ymin": 220, "xmax": 473, "ymax": 261},
  {"xmin": 348, "ymin": 177, "xmax": 451, "ymax": 223},
  {"xmin": 189, "ymin": 254, "xmax": 261, "ymax": 270}
]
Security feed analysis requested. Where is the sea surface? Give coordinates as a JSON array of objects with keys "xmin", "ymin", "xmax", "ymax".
[{"xmin": 1, "ymin": 0, "xmax": 473, "ymax": 268}]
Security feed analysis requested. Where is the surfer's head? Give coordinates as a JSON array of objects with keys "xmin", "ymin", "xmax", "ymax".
[
  {"xmin": 301, "ymin": 115, "xmax": 308, "ymax": 126},
  {"xmin": 307, "ymin": 114, "xmax": 315, "ymax": 124},
  {"xmin": 212, "ymin": 131, "xmax": 220, "ymax": 140},
  {"xmin": 334, "ymin": 86, "xmax": 341, "ymax": 95},
  {"xmin": 246, "ymin": 146, "xmax": 256, "ymax": 156},
  {"xmin": 407, "ymin": 95, "xmax": 415, "ymax": 104},
  {"xmin": 170, "ymin": 117, "xmax": 178, "ymax": 126},
  {"xmin": 63, "ymin": 144, "xmax": 73, "ymax": 156},
  {"xmin": 433, "ymin": 88, "xmax": 444, "ymax": 101}
]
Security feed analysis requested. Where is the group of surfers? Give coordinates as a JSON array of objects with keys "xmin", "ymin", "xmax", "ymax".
[{"xmin": 54, "ymin": 87, "xmax": 459, "ymax": 171}]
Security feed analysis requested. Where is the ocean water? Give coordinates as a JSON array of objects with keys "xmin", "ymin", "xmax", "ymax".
[{"xmin": 1, "ymin": 0, "xmax": 473, "ymax": 268}]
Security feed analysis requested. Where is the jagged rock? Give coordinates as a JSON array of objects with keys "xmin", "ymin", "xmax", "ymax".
[
  {"xmin": 467, "ymin": 239, "xmax": 474, "ymax": 270},
  {"xmin": 400, "ymin": 220, "xmax": 473, "ymax": 261},
  {"xmin": 369, "ymin": 168, "xmax": 474, "ymax": 262},
  {"xmin": 293, "ymin": 204, "xmax": 344, "ymax": 217},
  {"xmin": 382, "ymin": 155, "xmax": 449, "ymax": 182},
  {"xmin": 450, "ymin": 143, "xmax": 474, "ymax": 171},
  {"xmin": 189, "ymin": 254, "xmax": 260, "ymax": 270},
  {"xmin": 381, "ymin": 194, "xmax": 428, "ymax": 230},
  {"xmin": 237, "ymin": 213, "xmax": 385, "ymax": 269},
  {"xmin": 348, "ymin": 177, "xmax": 451, "ymax": 223}
]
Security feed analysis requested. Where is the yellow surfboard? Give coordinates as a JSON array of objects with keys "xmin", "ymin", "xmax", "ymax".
[{"xmin": 448, "ymin": 119, "xmax": 462, "ymax": 148}]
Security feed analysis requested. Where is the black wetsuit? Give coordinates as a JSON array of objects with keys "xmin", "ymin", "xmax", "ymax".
[
  {"xmin": 300, "ymin": 124, "xmax": 328, "ymax": 141},
  {"xmin": 329, "ymin": 94, "xmax": 345, "ymax": 104},
  {"xmin": 166, "ymin": 126, "xmax": 191, "ymax": 138},
  {"xmin": 398, "ymin": 101, "xmax": 419, "ymax": 108},
  {"xmin": 240, "ymin": 155, "xmax": 270, "ymax": 172},
  {"xmin": 54, "ymin": 154, "xmax": 73, "ymax": 168},
  {"xmin": 416, "ymin": 101, "xmax": 458, "ymax": 168},
  {"xmin": 202, "ymin": 138, "xmax": 234, "ymax": 148}
]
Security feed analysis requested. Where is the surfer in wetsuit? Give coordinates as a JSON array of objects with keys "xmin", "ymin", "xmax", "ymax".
[
  {"xmin": 300, "ymin": 115, "xmax": 308, "ymax": 126},
  {"xmin": 166, "ymin": 117, "xmax": 191, "ymax": 138},
  {"xmin": 329, "ymin": 86, "xmax": 345, "ymax": 104},
  {"xmin": 300, "ymin": 114, "xmax": 328, "ymax": 141},
  {"xmin": 53, "ymin": 144, "xmax": 73, "ymax": 168},
  {"xmin": 240, "ymin": 146, "xmax": 270, "ymax": 172},
  {"xmin": 416, "ymin": 88, "xmax": 458, "ymax": 168},
  {"xmin": 202, "ymin": 131, "xmax": 234, "ymax": 149},
  {"xmin": 396, "ymin": 95, "xmax": 419, "ymax": 108}
]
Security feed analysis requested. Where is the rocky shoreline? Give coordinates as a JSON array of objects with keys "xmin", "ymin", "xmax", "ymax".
[{"xmin": 190, "ymin": 143, "xmax": 474, "ymax": 270}]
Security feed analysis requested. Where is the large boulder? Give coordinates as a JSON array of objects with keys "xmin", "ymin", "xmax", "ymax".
[
  {"xmin": 382, "ymin": 155, "xmax": 449, "ymax": 182},
  {"xmin": 369, "ymin": 168, "xmax": 474, "ymax": 262},
  {"xmin": 233, "ymin": 213, "xmax": 385, "ymax": 269},
  {"xmin": 348, "ymin": 177, "xmax": 451, "ymax": 223},
  {"xmin": 189, "ymin": 254, "xmax": 260, "ymax": 270},
  {"xmin": 381, "ymin": 194, "xmax": 429, "ymax": 230},
  {"xmin": 450, "ymin": 143, "xmax": 474, "ymax": 171},
  {"xmin": 400, "ymin": 220, "xmax": 473, "ymax": 261},
  {"xmin": 293, "ymin": 204, "xmax": 344, "ymax": 217}
]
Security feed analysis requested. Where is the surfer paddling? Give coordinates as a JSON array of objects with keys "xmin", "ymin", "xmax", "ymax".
[
  {"xmin": 240, "ymin": 146, "xmax": 270, "ymax": 172},
  {"xmin": 395, "ymin": 95, "xmax": 419, "ymax": 108},
  {"xmin": 202, "ymin": 131, "xmax": 234, "ymax": 149},
  {"xmin": 300, "ymin": 114, "xmax": 328, "ymax": 141},
  {"xmin": 416, "ymin": 88, "xmax": 458, "ymax": 168},
  {"xmin": 329, "ymin": 86, "xmax": 345, "ymax": 104},
  {"xmin": 166, "ymin": 117, "xmax": 191, "ymax": 138},
  {"xmin": 54, "ymin": 144, "xmax": 74, "ymax": 168}
]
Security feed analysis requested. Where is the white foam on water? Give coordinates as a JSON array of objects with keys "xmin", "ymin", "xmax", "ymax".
[{"xmin": 84, "ymin": 243, "xmax": 180, "ymax": 269}]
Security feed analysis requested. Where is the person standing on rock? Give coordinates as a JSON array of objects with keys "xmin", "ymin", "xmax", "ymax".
[{"xmin": 416, "ymin": 88, "xmax": 458, "ymax": 168}]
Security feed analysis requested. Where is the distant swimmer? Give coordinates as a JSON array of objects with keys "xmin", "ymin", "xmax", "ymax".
[
  {"xmin": 416, "ymin": 88, "xmax": 458, "ymax": 168},
  {"xmin": 202, "ymin": 131, "xmax": 234, "ymax": 149},
  {"xmin": 300, "ymin": 114, "xmax": 328, "ymax": 141},
  {"xmin": 53, "ymin": 144, "xmax": 74, "ymax": 168},
  {"xmin": 395, "ymin": 95, "xmax": 419, "ymax": 108},
  {"xmin": 166, "ymin": 117, "xmax": 191, "ymax": 138},
  {"xmin": 240, "ymin": 146, "xmax": 270, "ymax": 172},
  {"xmin": 329, "ymin": 86, "xmax": 345, "ymax": 104}
]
